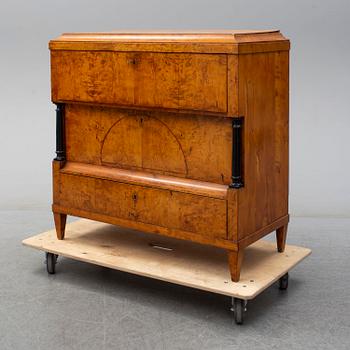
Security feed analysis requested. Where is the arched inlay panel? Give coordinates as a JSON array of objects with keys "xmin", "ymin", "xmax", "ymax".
[{"xmin": 101, "ymin": 115, "xmax": 187, "ymax": 175}]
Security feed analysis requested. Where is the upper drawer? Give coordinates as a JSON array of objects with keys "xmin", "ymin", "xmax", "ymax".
[{"xmin": 50, "ymin": 51, "xmax": 228, "ymax": 113}]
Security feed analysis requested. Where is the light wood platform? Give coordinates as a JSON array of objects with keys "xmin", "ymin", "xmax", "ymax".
[{"xmin": 22, "ymin": 220, "xmax": 311, "ymax": 300}]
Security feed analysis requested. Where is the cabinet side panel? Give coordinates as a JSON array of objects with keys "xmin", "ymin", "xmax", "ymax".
[
  {"xmin": 52, "ymin": 160, "xmax": 62, "ymax": 205},
  {"xmin": 227, "ymin": 55, "xmax": 239, "ymax": 116},
  {"xmin": 237, "ymin": 51, "xmax": 289, "ymax": 239},
  {"xmin": 227, "ymin": 188, "xmax": 238, "ymax": 241}
]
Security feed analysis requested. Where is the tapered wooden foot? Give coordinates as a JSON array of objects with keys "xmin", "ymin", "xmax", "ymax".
[
  {"xmin": 228, "ymin": 249, "xmax": 244, "ymax": 282},
  {"xmin": 276, "ymin": 224, "xmax": 288, "ymax": 252},
  {"xmin": 53, "ymin": 213, "xmax": 67, "ymax": 240}
]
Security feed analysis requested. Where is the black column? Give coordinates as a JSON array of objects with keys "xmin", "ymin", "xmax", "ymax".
[
  {"xmin": 229, "ymin": 117, "xmax": 244, "ymax": 189},
  {"xmin": 54, "ymin": 103, "xmax": 65, "ymax": 161}
]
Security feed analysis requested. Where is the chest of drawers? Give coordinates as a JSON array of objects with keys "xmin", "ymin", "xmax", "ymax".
[{"xmin": 49, "ymin": 30, "xmax": 290, "ymax": 282}]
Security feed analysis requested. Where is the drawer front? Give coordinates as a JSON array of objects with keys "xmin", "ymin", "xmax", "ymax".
[
  {"xmin": 65, "ymin": 104, "xmax": 233, "ymax": 185},
  {"xmin": 51, "ymin": 51, "xmax": 228, "ymax": 113},
  {"xmin": 58, "ymin": 173, "xmax": 227, "ymax": 239}
]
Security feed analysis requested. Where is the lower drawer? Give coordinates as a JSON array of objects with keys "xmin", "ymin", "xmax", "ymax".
[{"xmin": 58, "ymin": 173, "xmax": 227, "ymax": 239}]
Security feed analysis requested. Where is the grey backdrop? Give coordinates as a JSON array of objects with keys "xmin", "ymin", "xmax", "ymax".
[{"xmin": 1, "ymin": 0, "xmax": 349, "ymax": 217}]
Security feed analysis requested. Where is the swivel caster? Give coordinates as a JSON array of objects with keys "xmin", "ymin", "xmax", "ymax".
[
  {"xmin": 231, "ymin": 298, "xmax": 247, "ymax": 325},
  {"xmin": 279, "ymin": 272, "xmax": 289, "ymax": 290},
  {"xmin": 45, "ymin": 252, "xmax": 58, "ymax": 274}
]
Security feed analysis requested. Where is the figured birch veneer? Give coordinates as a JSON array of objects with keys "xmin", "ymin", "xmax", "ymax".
[{"xmin": 49, "ymin": 30, "xmax": 290, "ymax": 282}]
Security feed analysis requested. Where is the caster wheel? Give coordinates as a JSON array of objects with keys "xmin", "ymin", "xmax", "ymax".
[
  {"xmin": 279, "ymin": 273, "xmax": 289, "ymax": 290},
  {"xmin": 232, "ymin": 298, "xmax": 246, "ymax": 325},
  {"xmin": 46, "ymin": 252, "xmax": 58, "ymax": 274}
]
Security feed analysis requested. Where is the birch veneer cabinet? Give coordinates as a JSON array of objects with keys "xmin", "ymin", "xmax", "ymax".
[{"xmin": 49, "ymin": 30, "xmax": 290, "ymax": 282}]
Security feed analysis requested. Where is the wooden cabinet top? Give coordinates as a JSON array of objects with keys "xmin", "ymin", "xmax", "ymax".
[{"xmin": 49, "ymin": 30, "xmax": 290, "ymax": 54}]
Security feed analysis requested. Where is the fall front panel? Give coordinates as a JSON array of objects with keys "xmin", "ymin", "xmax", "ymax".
[{"xmin": 51, "ymin": 51, "xmax": 228, "ymax": 113}]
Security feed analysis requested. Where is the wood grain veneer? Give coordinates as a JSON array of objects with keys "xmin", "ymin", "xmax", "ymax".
[{"xmin": 50, "ymin": 30, "xmax": 290, "ymax": 282}]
